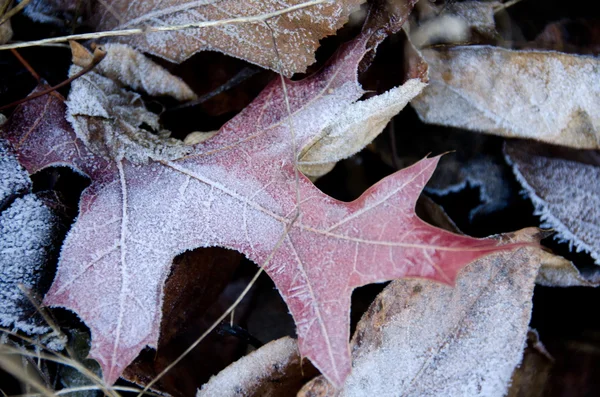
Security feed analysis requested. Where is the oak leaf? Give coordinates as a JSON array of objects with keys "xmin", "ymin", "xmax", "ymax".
[
  {"xmin": 411, "ymin": 46, "xmax": 600, "ymax": 149},
  {"xmin": 2, "ymin": 32, "xmax": 530, "ymax": 387},
  {"xmin": 299, "ymin": 229, "xmax": 543, "ymax": 397},
  {"xmin": 91, "ymin": 0, "xmax": 365, "ymax": 76}
]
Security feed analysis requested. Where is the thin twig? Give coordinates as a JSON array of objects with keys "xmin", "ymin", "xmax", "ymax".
[
  {"xmin": 0, "ymin": 46, "xmax": 106, "ymax": 110},
  {"xmin": 0, "ymin": 0, "xmax": 327, "ymax": 51},
  {"xmin": 139, "ymin": 13, "xmax": 305, "ymax": 395},
  {"xmin": 0, "ymin": 0, "xmax": 32, "ymax": 26},
  {"xmin": 10, "ymin": 49, "xmax": 42, "ymax": 82}
]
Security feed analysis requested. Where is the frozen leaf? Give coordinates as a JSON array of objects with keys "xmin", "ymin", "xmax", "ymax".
[
  {"xmin": 66, "ymin": 46, "xmax": 193, "ymax": 164},
  {"xmin": 0, "ymin": 141, "xmax": 60, "ymax": 334},
  {"xmin": 122, "ymin": 248, "xmax": 242, "ymax": 396},
  {"xmin": 299, "ymin": 228, "xmax": 543, "ymax": 397},
  {"xmin": 411, "ymin": 46, "xmax": 600, "ymax": 149},
  {"xmin": 1, "ymin": 140, "xmax": 30, "ymax": 209},
  {"xmin": 91, "ymin": 0, "xmax": 365, "ymax": 76},
  {"xmin": 81, "ymin": 43, "xmax": 197, "ymax": 102},
  {"xmin": 3, "ymin": 24, "xmax": 532, "ymax": 386},
  {"xmin": 197, "ymin": 337, "xmax": 318, "ymax": 397},
  {"xmin": 298, "ymin": 77, "xmax": 426, "ymax": 177},
  {"xmin": 535, "ymin": 250, "xmax": 599, "ymax": 287},
  {"xmin": 504, "ymin": 142, "xmax": 600, "ymax": 264}
]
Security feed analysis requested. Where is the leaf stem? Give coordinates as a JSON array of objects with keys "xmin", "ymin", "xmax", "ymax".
[{"xmin": 0, "ymin": 0, "xmax": 327, "ymax": 51}]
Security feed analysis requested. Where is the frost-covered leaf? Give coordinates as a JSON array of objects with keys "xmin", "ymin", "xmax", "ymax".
[
  {"xmin": 298, "ymin": 77, "xmax": 426, "ymax": 177},
  {"xmin": 505, "ymin": 142, "xmax": 600, "ymax": 264},
  {"xmin": 78, "ymin": 43, "xmax": 197, "ymax": 102},
  {"xmin": 91, "ymin": 0, "xmax": 365, "ymax": 76},
  {"xmin": 3, "ymin": 19, "xmax": 532, "ymax": 387},
  {"xmin": 298, "ymin": 228, "xmax": 543, "ymax": 397},
  {"xmin": 0, "ymin": 141, "xmax": 61, "ymax": 335},
  {"xmin": 66, "ymin": 43, "xmax": 194, "ymax": 164},
  {"xmin": 197, "ymin": 337, "xmax": 318, "ymax": 397},
  {"xmin": 411, "ymin": 46, "xmax": 600, "ymax": 149},
  {"xmin": 535, "ymin": 250, "xmax": 599, "ymax": 287}
]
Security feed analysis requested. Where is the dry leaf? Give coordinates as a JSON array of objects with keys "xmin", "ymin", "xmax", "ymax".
[
  {"xmin": 506, "ymin": 329, "xmax": 554, "ymax": 397},
  {"xmin": 197, "ymin": 337, "xmax": 318, "ymax": 397},
  {"xmin": 504, "ymin": 142, "xmax": 600, "ymax": 264},
  {"xmin": 411, "ymin": 46, "xmax": 600, "ymax": 149},
  {"xmin": 535, "ymin": 250, "xmax": 598, "ymax": 287},
  {"xmin": 66, "ymin": 44, "xmax": 195, "ymax": 164},
  {"xmin": 298, "ymin": 77, "xmax": 426, "ymax": 177},
  {"xmin": 92, "ymin": 0, "xmax": 365, "ymax": 76},
  {"xmin": 299, "ymin": 228, "xmax": 543, "ymax": 397},
  {"xmin": 3, "ymin": 30, "xmax": 531, "ymax": 385},
  {"xmin": 0, "ymin": 19, "xmax": 12, "ymax": 45}
]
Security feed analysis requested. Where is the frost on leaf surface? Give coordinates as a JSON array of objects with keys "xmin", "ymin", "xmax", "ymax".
[
  {"xmin": 4, "ymin": 29, "xmax": 531, "ymax": 386},
  {"xmin": 505, "ymin": 142, "xmax": 600, "ymax": 264},
  {"xmin": 0, "ymin": 141, "xmax": 60, "ymax": 334},
  {"xmin": 411, "ymin": 46, "xmax": 600, "ymax": 149},
  {"xmin": 91, "ymin": 0, "xmax": 365, "ymax": 76},
  {"xmin": 299, "ymin": 229, "xmax": 543, "ymax": 397}
]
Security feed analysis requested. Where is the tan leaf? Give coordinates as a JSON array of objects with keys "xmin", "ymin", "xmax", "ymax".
[
  {"xmin": 92, "ymin": 0, "xmax": 365, "ymax": 76},
  {"xmin": 95, "ymin": 43, "xmax": 196, "ymax": 102},
  {"xmin": 535, "ymin": 250, "xmax": 599, "ymax": 287},
  {"xmin": 0, "ymin": 19, "xmax": 12, "ymax": 45},
  {"xmin": 66, "ymin": 44, "xmax": 196, "ymax": 163},
  {"xmin": 197, "ymin": 337, "xmax": 318, "ymax": 397},
  {"xmin": 298, "ymin": 78, "xmax": 427, "ymax": 177},
  {"xmin": 411, "ymin": 46, "xmax": 600, "ymax": 149},
  {"xmin": 299, "ymin": 228, "xmax": 543, "ymax": 397}
]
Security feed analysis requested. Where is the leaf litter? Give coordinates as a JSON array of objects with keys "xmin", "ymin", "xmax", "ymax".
[{"xmin": 1, "ymin": 0, "xmax": 600, "ymax": 395}]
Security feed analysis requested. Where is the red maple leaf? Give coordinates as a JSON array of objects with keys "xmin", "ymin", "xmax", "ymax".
[{"xmin": 1, "ymin": 33, "xmax": 531, "ymax": 387}]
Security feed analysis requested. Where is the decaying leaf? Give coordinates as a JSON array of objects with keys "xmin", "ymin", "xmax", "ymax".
[
  {"xmin": 411, "ymin": 46, "xmax": 600, "ymax": 149},
  {"xmin": 506, "ymin": 329, "xmax": 554, "ymax": 397},
  {"xmin": 2, "ymin": 25, "xmax": 533, "ymax": 387},
  {"xmin": 0, "ymin": 141, "xmax": 61, "ymax": 336},
  {"xmin": 299, "ymin": 228, "xmax": 543, "ymax": 397},
  {"xmin": 197, "ymin": 337, "xmax": 318, "ymax": 397},
  {"xmin": 122, "ymin": 248, "xmax": 242, "ymax": 396},
  {"xmin": 0, "ymin": 19, "xmax": 12, "ymax": 45},
  {"xmin": 66, "ymin": 43, "xmax": 195, "ymax": 164},
  {"xmin": 535, "ymin": 250, "xmax": 599, "ymax": 287},
  {"xmin": 504, "ymin": 142, "xmax": 600, "ymax": 264},
  {"xmin": 91, "ymin": 0, "xmax": 365, "ymax": 76}
]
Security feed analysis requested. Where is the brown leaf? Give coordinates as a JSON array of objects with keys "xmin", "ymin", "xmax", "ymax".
[
  {"xmin": 122, "ymin": 248, "xmax": 242, "ymax": 396},
  {"xmin": 197, "ymin": 337, "xmax": 319, "ymax": 397},
  {"xmin": 91, "ymin": 0, "xmax": 365, "ymax": 76},
  {"xmin": 507, "ymin": 329, "xmax": 554, "ymax": 397},
  {"xmin": 411, "ymin": 46, "xmax": 600, "ymax": 149},
  {"xmin": 299, "ymin": 228, "xmax": 543, "ymax": 396}
]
